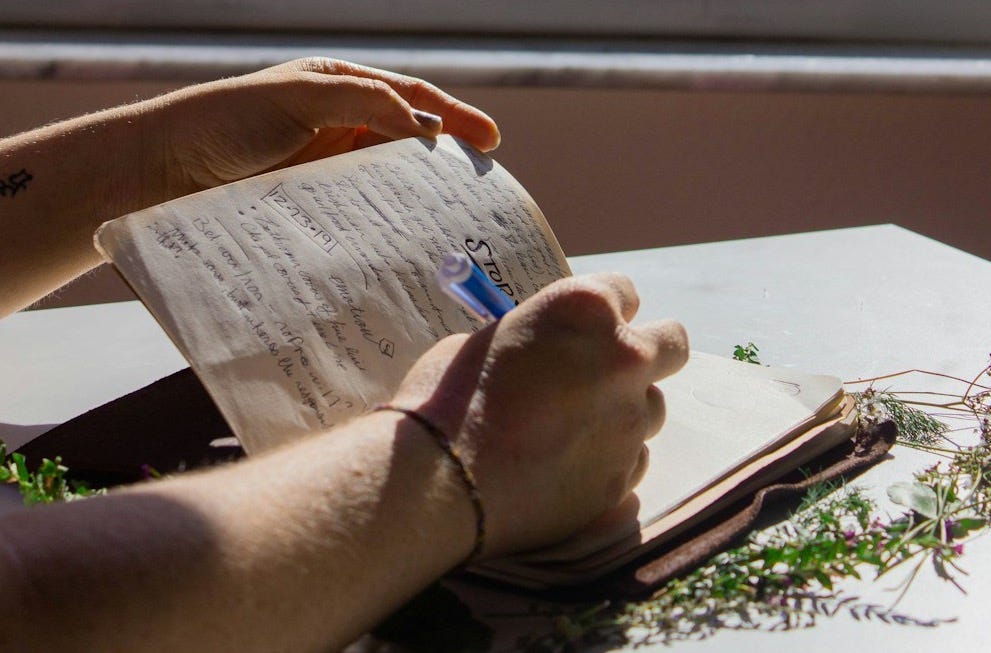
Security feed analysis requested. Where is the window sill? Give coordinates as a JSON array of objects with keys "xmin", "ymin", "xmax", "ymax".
[{"xmin": 3, "ymin": 28, "xmax": 991, "ymax": 94}]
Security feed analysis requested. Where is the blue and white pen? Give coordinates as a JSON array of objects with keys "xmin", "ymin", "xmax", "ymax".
[{"xmin": 436, "ymin": 251, "xmax": 516, "ymax": 323}]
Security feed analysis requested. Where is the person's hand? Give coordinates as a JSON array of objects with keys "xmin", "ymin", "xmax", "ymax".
[
  {"xmin": 0, "ymin": 56, "xmax": 501, "ymax": 318},
  {"xmin": 390, "ymin": 274, "xmax": 689, "ymax": 557},
  {"xmin": 147, "ymin": 57, "xmax": 501, "ymax": 197}
]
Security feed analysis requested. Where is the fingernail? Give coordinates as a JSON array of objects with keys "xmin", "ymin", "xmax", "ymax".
[{"xmin": 412, "ymin": 109, "xmax": 443, "ymax": 129}]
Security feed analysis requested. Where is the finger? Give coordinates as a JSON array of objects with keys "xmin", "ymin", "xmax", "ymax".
[
  {"xmin": 393, "ymin": 333, "xmax": 471, "ymax": 395},
  {"xmin": 277, "ymin": 72, "xmax": 442, "ymax": 144},
  {"xmin": 629, "ymin": 443, "xmax": 651, "ymax": 489},
  {"xmin": 589, "ymin": 272, "xmax": 640, "ymax": 323},
  {"xmin": 288, "ymin": 58, "xmax": 501, "ymax": 151},
  {"xmin": 534, "ymin": 273, "xmax": 640, "ymax": 328},
  {"xmin": 352, "ymin": 128, "xmax": 394, "ymax": 150},
  {"xmin": 643, "ymin": 383, "xmax": 666, "ymax": 440},
  {"xmin": 635, "ymin": 318, "xmax": 690, "ymax": 382},
  {"xmin": 276, "ymin": 128, "xmax": 393, "ymax": 168},
  {"xmin": 273, "ymin": 127, "xmax": 361, "ymax": 167},
  {"xmin": 431, "ymin": 332, "xmax": 472, "ymax": 353}
]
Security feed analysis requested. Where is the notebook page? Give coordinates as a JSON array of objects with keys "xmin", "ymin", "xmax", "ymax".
[
  {"xmin": 95, "ymin": 136, "xmax": 569, "ymax": 453},
  {"xmin": 638, "ymin": 352, "xmax": 843, "ymax": 526}
]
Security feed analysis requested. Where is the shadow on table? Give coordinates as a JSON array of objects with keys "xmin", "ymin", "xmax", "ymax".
[
  {"xmin": 13, "ymin": 368, "xmax": 242, "ymax": 487},
  {"xmin": 0, "ymin": 422, "xmax": 58, "ymax": 451}
]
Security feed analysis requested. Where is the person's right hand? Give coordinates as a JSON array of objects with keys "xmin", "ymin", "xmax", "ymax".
[{"xmin": 390, "ymin": 273, "xmax": 689, "ymax": 557}]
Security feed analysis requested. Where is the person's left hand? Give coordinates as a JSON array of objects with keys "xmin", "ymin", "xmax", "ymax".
[
  {"xmin": 145, "ymin": 57, "xmax": 501, "ymax": 197},
  {"xmin": 0, "ymin": 57, "xmax": 500, "ymax": 317}
]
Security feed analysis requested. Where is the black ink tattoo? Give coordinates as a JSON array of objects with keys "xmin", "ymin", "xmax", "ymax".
[{"xmin": 0, "ymin": 169, "xmax": 32, "ymax": 197}]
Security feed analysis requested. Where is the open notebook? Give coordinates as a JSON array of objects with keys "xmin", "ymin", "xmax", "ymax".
[{"xmin": 93, "ymin": 135, "xmax": 857, "ymax": 589}]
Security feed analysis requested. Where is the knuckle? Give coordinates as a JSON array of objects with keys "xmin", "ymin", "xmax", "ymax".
[
  {"xmin": 436, "ymin": 332, "xmax": 470, "ymax": 351},
  {"xmin": 597, "ymin": 271, "xmax": 636, "ymax": 294},
  {"xmin": 658, "ymin": 319, "xmax": 690, "ymax": 364},
  {"xmin": 633, "ymin": 318, "xmax": 689, "ymax": 378},
  {"xmin": 665, "ymin": 319, "xmax": 689, "ymax": 347},
  {"xmin": 363, "ymin": 78, "xmax": 393, "ymax": 94},
  {"xmin": 291, "ymin": 56, "xmax": 340, "ymax": 74},
  {"xmin": 355, "ymin": 79, "xmax": 403, "ymax": 112},
  {"xmin": 608, "ymin": 322, "xmax": 662, "ymax": 376},
  {"xmin": 541, "ymin": 277, "xmax": 618, "ymax": 327},
  {"xmin": 406, "ymin": 77, "xmax": 437, "ymax": 105},
  {"xmin": 594, "ymin": 271, "xmax": 638, "ymax": 308}
]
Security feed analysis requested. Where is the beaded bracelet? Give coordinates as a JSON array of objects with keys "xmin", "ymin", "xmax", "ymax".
[{"xmin": 374, "ymin": 404, "xmax": 486, "ymax": 561}]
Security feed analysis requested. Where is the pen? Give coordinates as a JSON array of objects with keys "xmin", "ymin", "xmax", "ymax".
[{"xmin": 436, "ymin": 251, "xmax": 516, "ymax": 323}]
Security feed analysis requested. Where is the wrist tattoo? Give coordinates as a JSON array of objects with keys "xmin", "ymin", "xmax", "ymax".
[{"xmin": 0, "ymin": 168, "xmax": 33, "ymax": 198}]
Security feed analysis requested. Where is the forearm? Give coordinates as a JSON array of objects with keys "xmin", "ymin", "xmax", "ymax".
[
  {"xmin": 0, "ymin": 101, "xmax": 173, "ymax": 316},
  {"xmin": 0, "ymin": 411, "xmax": 475, "ymax": 652}
]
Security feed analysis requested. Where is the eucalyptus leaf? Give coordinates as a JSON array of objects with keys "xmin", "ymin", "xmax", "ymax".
[{"xmin": 887, "ymin": 482, "xmax": 939, "ymax": 519}]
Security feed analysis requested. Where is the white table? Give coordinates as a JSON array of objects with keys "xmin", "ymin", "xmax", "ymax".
[
  {"xmin": 472, "ymin": 224, "xmax": 991, "ymax": 652},
  {"xmin": 3, "ymin": 224, "xmax": 990, "ymax": 651}
]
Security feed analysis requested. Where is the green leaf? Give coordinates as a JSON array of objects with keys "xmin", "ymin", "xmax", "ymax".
[
  {"xmin": 914, "ymin": 534, "xmax": 942, "ymax": 548},
  {"xmin": 732, "ymin": 342, "xmax": 761, "ymax": 365},
  {"xmin": 761, "ymin": 548, "xmax": 783, "ymax": 565},
  {"xmin": 813, "ymin": 569, "xmax": 833, "ymax": 590},
  {"xmin": 887, "ymin": 482, "xmax": 940, "ymax": 519},
  {"xmin": 951, "ymin": 518, "xmax": 987, "ymax": 537},
  {"xmin": 12, "ymin": 453, "xmax": 29, "ymax": 482}
]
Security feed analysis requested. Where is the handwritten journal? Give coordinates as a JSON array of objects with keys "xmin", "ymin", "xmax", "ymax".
[{"xmin": 95, "ymin": 136, "xmax": 857, "ymax": 588}]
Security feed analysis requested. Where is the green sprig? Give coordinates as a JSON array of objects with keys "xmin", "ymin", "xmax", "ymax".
[
  {"xmin": 518, "ymin": 483, "xmax": 957, "ymax": 651},
  {"xmin": 853, "ymin": 388, "xmax": 948, "ymax": 446},
  {"xmin": 0, "ymin": 440, "xmax": 102, "ymax": 505},
  {"xmin": 518, "ymin": 353, "xmax": 991, "ymax": 651},
  {"xmin": 732, "ymin": 342, "xmax": 762, "ymax": 365}
]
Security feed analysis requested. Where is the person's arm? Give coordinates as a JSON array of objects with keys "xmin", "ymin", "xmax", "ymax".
[
  {"xmin": 1, "ymin": 409, "xmax": 476, "ymax": 653},
  {"xmin": 0, "ymin": 58, "xmax": 500, "ymax": 318},
  {"xmin": 0, "ymin": 274, "xmax": 688, "ymax": 653}
]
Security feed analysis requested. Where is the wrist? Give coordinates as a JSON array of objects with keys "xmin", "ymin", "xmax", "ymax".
[
  {"xmin": 174, "ymin": 409, "xmax": 482, "ymax": 648},
  {"xmin": 0, "ymin": 105, "xmax": 172, "ymax": 315},
  {"xmin": 373, "ymin": 405, "xmax": 485, "ymax": 562},
  {"xmin": 356, "ymin": 409, "xmax": 479, "ymax": 567}
]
